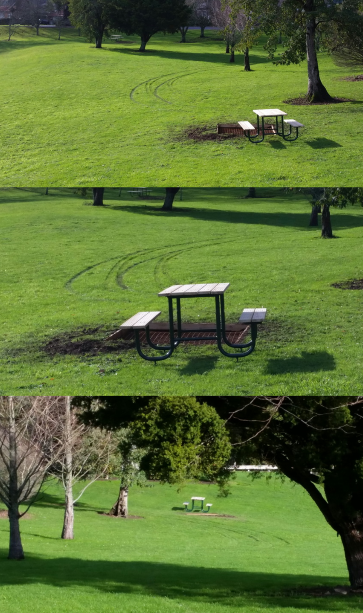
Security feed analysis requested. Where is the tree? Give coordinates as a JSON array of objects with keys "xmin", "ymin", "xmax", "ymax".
[
  {"xmin": 51, "ymin": 397, "xmax": 115, "ymax": 539},
  {"xmin": 15, "ymin": 0, "xmax": 52, "ymax": 35},
  {"xmin": 130, "ymin": 397, "xmax": 232, "ymax": 490},
  {"xmin": 113, "ymin": 0, "xmax": 192, "ymax": 51},
  {"xmin": 68, "ymin": 0, "xmax": 113, "ymax": 47},
  {"xmin": 191, "ymin": 0, "xmax": 212, "ymax": 37},
  {"xmin": 207, "ymin": 396, "xmax": 363, "ymax": 589},
  {"xmin": 79, "ymin": 396, "xmax": 232, "ymax": 491},
  {"xmin": 92, "ymin": 187, "xmax": 104, "ymax": 205},
  {"xmin": 0, "ymin": 396, "xmax": 63, "ymax": 560},
  {"xmin": 161, "ymin": 187, "xmax": 180, "ymax": 211},
  {"xmin": 244, "ymin": 0, "xmax": 362, "ymax": 102},
  {"xmin": 317, "ymin": 188, "xmax": 363, "ymax": 238},
  {"xmin": 109, "ymin": 428, "xmax": 147, "ymax": 517}
]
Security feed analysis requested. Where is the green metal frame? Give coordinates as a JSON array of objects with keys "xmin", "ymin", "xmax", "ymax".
[
  {"xmin": 246, "ymin": 114, "xmax": 300, "ymax": 143},
  {"xmin": 132, "ymin": 292, "xmax": 262, "ymax": 362}
]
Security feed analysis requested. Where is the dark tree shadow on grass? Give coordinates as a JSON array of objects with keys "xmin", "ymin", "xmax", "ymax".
[
  {"xmin": 266, "ymin": 351, "xmax": 336, "ymax": 375},
  {"xmin": 108, "ymin": 205, "xmax": 363, "ymax": 232},
  {"xmin": 0, "ymin": 553, "xmax": 355, "ymax": 609},
  {"xmin": 178, "ymin": 355, "xmax": 219, "ymax": 376},
  {"xmin": 107, "ymin": 46, "xmax": 272, "ymax": 66},
  {"xmin": 306, "ymin": 138, "xmax": 343, "ymax": 149}
]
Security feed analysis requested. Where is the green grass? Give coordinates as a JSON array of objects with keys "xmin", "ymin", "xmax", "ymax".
[
  {"xmin": 1, "ymin": 187, "xmax": 363, "ymax": 394},
  {"xmin": 0, "ymin": 27, "xmax": 363, "ymax": 185},
  {"xmin": 0, "ymin": 472, "xmax": 361, "ymax": 613}
]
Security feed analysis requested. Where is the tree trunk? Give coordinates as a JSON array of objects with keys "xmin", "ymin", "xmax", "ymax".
[
  {"xmin": 58, "ymin": 27, "xmax": 61, "ymax": 41},
  {"xmin": 162, "ymin": 188, "xmax": 180, "ymax": 211},
  {"xmin": 139, "ymin": 35, "xmax": 150, "ymax": 51},
  {"xmin": 225, "ymin": 42, "xmax": 230, "ymax": 53},
  {"xmin": 306, "ymin": 11, "xmax": 332, "ymax": 102},
  {"xmin": 110, "ymin": 486, "xmax": 128, "ymax": 517},
  {"xmin": 309, "ymin": 204, "xmax": 320, "ymax": 226},
  {"xmin": 230, "ymin": 48, "xmax": 235, "ymax": 63},
  {"xmin": 245, "ymin": 187, "xmax": 256, "ymax": 198},
  {"xmin": 8, "ymin": 397, "xmax": 24, "ymax": 560},
  {"xmin": 321, "ymin": 203, "xmax": 333, "ymax": 238},
  {"xmin": 92, "ymin": 188, "xmax": 104, "ymax": 206},
  {"xmin": 61, "ymin": 397, "xmax": 74, "ymax": 540},
  {"xmin": 179, "ymin": 26, "xmax": 188, "ymax": 42},
  {"xmin": 244, "ymin": 47, "xmax": 251, "ymax": 71},
  {"xmin": 339, "ymin": 524, "xmax": 363, "ymax": 588},
  {"xmin": 95, "ymin": 36, "xmax": 102, "ymax": 48},
  {"xmin": 36, "ymin": 24, "xmax": 39, "ymax": 36},
  {"xmin": 45, "ymin": 188, "xmax": 49, "ymax": 195},
  {"xmin": 200, "ymin": 26, "xmax": 205, "ymax": 38}
]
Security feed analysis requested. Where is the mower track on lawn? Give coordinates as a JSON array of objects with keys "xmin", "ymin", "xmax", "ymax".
[
  {"xmin": 130, "ymin": 69, "xmax": 205, "ymax": 105},
  {"xmin": 65, "ymin": 238, "xmax": 237, "ymax": 299}
]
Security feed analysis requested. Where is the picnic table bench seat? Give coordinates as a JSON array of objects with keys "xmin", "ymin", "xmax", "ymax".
[
  {"xmin": 238, "ymin": 121, "xmax": 255, "ymax": 131},
  {"xmin": 284, "ymin": 119, "xmax": 304, "ymax": 128},
  {"xmin": 239, "ymin": 308, "xmax": 267, "ymax": 324},
  {"xmin": 120, "ymin": 311, "xmax": 161, "ymax": 329}
]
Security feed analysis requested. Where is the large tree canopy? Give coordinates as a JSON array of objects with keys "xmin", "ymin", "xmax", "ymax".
[
  {"xmin": 208, "ymin": 396, "xmax": 363, "ymax": 589},
  {"xmin": 243, "ymin": 0, "xmax": 363, "ymax": 102},
  {"xmin": 112, "ymin": 0, "xmax": 192, "ymax": 51}
]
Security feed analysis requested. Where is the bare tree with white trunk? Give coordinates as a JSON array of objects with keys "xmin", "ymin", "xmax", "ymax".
[
  {"xmin": 51, "ymin": 396, "xmax": 117, "ymax": 539},
  {"xmin": 0, "ymin": 396, "xmax": 63, "ymax": 560}
]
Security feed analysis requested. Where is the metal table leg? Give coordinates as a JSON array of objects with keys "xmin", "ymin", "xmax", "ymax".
[
  {"xmin": 134, "ymin": 329, "xmax": 174, "ymax": 362},
  {"xmin": 215, "ymin": 296, "xmax": 258, "ymax": 358}
]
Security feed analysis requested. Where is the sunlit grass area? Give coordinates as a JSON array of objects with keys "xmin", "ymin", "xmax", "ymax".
[
  {"xmin": 0, "ymin": 27, "xmax": 362, "ymax": 185},
  {"xmin": 0, "ymin": 473, "xmax": 360, "ymax": 613},
  {"xmin": 1, "ymin": 187, "xmax": 363, "ymax": 394}
]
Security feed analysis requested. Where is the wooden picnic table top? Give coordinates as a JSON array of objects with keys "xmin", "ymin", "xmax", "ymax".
[
  {"xmin": 158, "ymin": 283, "xmax": 230, "ymax": 297},
  {"xmin": 253, "ymin": 108, "xmax": 287, "ymax": 117},
  {"xmin": 191, "ymin": 497, "xmax": 205, "ymax": 501}
]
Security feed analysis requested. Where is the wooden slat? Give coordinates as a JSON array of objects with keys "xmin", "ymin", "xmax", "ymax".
[
  {"xmin": 184, "ymin": 284, "xmax": 209, "ymax": 294},
  {"xmin": 172, "ymin": 284, "xmax": 196, "ymax": 294},
  {"xmin": 252, "ymin": 308, "xmax": 267, "ymax": 322},
  {"xmin": 239, "ymin": 309, "xmax": 255, "ymax": 323},
  {"xmin": 210, "ymin": 283, "xmax": 230, "ymax": 294},
  {"xmin": 196, "ymin": 283, "xmax": 220, "ymax": 294},
  {"xmin": 120, "ymin": 312, "xmax": 149, "ymax": 329},
  {"xmin": 133, "ymin": 311, "xmax": 161, "ymax": 329},
  {"xmin": 158, "ymin": 285, "xmax": 182, "ymax": 296},
  {"xmin": 238, "ymin": 121, "xmax": 255, "ymax": 130},
  {"xmin": 284, "ymin": 119, "xmax": 304, "ymax": 127}
]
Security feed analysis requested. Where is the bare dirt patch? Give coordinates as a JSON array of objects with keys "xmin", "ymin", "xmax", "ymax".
[
  {"xmin": 43, "ymin": 326, "xmax": 133, "ymax": 357},
  {"xmin": 182, "ymin": 513, "xmax": 237, "ymax": 518},
  {"xmin": 331, "ymin": 279, "xmax": 363, "ymax": 290},
  {"xmin": 183, "ymin": 125, "xmax": 241, "ymax": 142},
  {"xmin": 288, "ymin": 585, "xmax": 363, "ymax": 597},
  {"xmin": 0, "ymin": 510, "xmax": 33, "ymax": 519},
  {"xmin": 98, "ymin": 512, "xmax": 144, "ymax": 519},
  {"xmin": 284, "ymin": 96, "xmax": 352, "ymax": 105},
  {"xmin": 341, "ymin": 75, "xmax": 363, "ymax": 81}
]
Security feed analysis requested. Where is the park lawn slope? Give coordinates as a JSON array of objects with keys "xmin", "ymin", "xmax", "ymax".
[
  {"xmin": 0, "ymin": 187, "xmax": 363, "ymax": 395},
  {"xmin": 0, "ymin": 27, "xmax": 362, "ymax": 185},
  {"xmin": 0, "ymin": 473, "xmax": 361, "ymax": 613}
]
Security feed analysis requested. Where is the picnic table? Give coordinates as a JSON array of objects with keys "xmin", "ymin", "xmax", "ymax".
[
  {"xmin": 113, "ymin": 283, "xmax": 267, "ymax": 363},
  {"xmin": 239, "ymin": 108, "xmax": 304, "ymax": 143},
  {"xmin": 183, "ymin": 497, "xmax": 213, "ymax": 512},
  {"xmin": 128, "ymin": 188, "xmax": 152, "ymax": 197}
]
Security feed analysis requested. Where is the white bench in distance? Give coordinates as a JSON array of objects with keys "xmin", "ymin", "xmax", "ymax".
[{"xmin": 239, "ymin": 308, "xmax": 267, "ymax": 324}]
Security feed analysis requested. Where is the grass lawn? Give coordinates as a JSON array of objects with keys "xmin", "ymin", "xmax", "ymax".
[
  {"xmin": 1, "ymin": 187, "xmax": 363, "ymax": 395},
  {"xmin": 0, "ymin": 472, "xmax": 361, "ymax": 613},
  {"xmin": 0, "ymin": 27, "xmax": 363, "ymax": 185}
]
